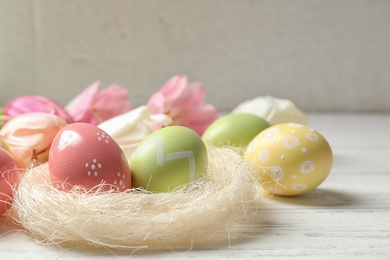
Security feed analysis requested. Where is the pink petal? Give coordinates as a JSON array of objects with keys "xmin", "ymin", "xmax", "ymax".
[
  {"xmin": 147, "ymin": 92, "xmax": 167, "ymax": 114},
  {"xmin": 168, "ymin": 82, "xmax": 205, "ymax": 110},
  {"xmin": 147, "ymin": 75, "xmax": 219, "ymax": 135},
  {"xmin": 92, "ymin": 84, "xmax": 132, "ymax": 122},
  {"xmin": 4, "ymin": 96, "xmax": 73, "ymax": 123},
  {"xmin": 160, "ymin": 76, "xmax": 188, "ymax": 102},
  {"xmin": 174, "ymin": 104, "xmax": 219, "ymax": 135},
  {"xmin": 66, "ymin": 81, "xmax": 100, "ymax": 123}
]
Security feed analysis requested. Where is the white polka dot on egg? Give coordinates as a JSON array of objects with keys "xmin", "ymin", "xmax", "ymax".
[
  {"xmin": 258, "ymin": 148, "xmax": 270, "ymax": 163},
  {"xmin": 245, "ymin": 123, "xmax": 333, "ymax": 196}
]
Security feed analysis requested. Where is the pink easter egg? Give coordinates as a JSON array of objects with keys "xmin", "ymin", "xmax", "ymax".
[
  {"xmin": 0, "ymin": 148, "xmax": 22, "ymax": 215},
  {"xmin": 48, "ymin": 122, "xmax": 131, "ymax": 192}
]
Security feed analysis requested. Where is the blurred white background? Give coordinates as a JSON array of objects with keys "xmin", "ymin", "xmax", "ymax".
[{"xmin": 1, "ymin": 0, "xmax": 389, "ymax": 112}]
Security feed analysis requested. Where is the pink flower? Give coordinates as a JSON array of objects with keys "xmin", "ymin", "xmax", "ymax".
[
  {"xmin": 147, "ymin": 76, "xmax": 219, "ymax": 135},
  {"xmin": 0, "ymin": 112, "xmax": 68, "ymax": 168},
  {"xmin": 66, "ymin": 81, "xmax": 132, "ymax": 125},
  {"xmin": 3, "ymin": 96, "xmax": 73, "ymax": 123}
]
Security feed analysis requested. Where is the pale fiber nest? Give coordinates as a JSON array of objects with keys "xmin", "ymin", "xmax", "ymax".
[{"xmin": 12, "ymin": 146, "xmax": 259, "ymax": 251}]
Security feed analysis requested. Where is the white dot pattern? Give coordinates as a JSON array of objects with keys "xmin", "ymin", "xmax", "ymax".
[
  {"xmin": 115, "ymin": 172, "xmax": 126, "ymax": 189},
  {"xmin": 85, "ymin": 158, "xmax": 102, "ymax": 177},
  {"xmin": 292, "ymin": 183, "xmax": 308, "ymax": 191},
  {"xmin": 287, "ymin": 123, "xmax": 304, "ymax": 128},
  {"xmin": 283, "ymin": 136, "xmax": 299, "ymax": 149},
  {"xmin": 270, "ymin": 166, "xmax": 284, "ymax": 181},
  {"xmin": 96, "ymin": 131, "xmax": 110, "ymax": 144},
  {"xmin": 247, "ymin": 139, "xmax": 258, "ymax": 153},
  {"xmin": 269, "ymin": 185, "xmax": 284, "ymax": 195},
  {"xmin": 83, "ymin": 158, "xmax": 127, "ymax": 189},
  {"xmin": 300, "ymin": 160, "xmax": 315, "ymax": 174},
  {"xmin": 258, "ymin": 148, "xmax": 270, "ymax": 163},
  {"xmin": 305, "ymin": 132, "xmax": 319, "ymax": 142},
  {"xmin": 264, "ymin": 128, "xmax": 280, "ymax": 139}
]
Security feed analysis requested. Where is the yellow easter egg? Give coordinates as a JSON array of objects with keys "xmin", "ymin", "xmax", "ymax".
[{"xmin": 244, "ymin": 123, "xmax": 333, "ymax": 196}]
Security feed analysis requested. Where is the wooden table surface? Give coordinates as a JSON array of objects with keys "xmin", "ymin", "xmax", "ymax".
[{"xmin": 1, "ymin": 113, "xmax": 389, "ymax": 259}]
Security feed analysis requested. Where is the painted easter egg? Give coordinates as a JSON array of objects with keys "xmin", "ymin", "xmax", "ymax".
[
  {"xmin": 0, "ymin": 148, "xmax": 22, "ymax": 215},
  {"xmin": 202, "ymin": 113, "xmax": 270, "ymax": 148},
  {"xmin": 244, "ymin": 123, "xmax": 333, "ymax": 196},
  {"xmin": 49, "ymin": 122, "xmax": 131, "ymax": 192},
  {"xmin": 130, "ymin": 126, "xmax": 208, "ymax": 192}
]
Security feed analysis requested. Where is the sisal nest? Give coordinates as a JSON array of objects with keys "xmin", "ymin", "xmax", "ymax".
[{"xmin": 11, "ymin": 146, "xmax": 259, "ymax": 251}]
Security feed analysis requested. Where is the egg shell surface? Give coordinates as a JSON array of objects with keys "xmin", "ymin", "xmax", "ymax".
[
  {"xmin": 202, "ymin": 113, "xmax": 270, "ymax": 148},
  {"xmin": 49, "ymin": 123, "xmax": 131, "ymax": 192},
  {"xmin": 0, "ymin": 148, "xmax": 22, "ymax": 215},
  {"xmin": 245, "ymin": 123, "xmax": 333, "ymax": 196},
  {"xmin": 130, "ymin": 126, "xmax": 208, "ymax": 192}
]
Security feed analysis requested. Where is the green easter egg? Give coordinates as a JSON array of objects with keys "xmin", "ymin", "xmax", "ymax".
[
  {"xmin": 130, "ymin": 126, "xmax": 208, "ymax": 192},
  {"xmin": 202, "ymin": 113, "xmax": 270, "ymax": 148}
]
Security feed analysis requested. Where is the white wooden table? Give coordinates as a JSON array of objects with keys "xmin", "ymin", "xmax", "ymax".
[{"xmin": 1, "ymin": 113, "xmax": 389, "ymax": 259}]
